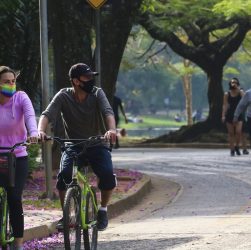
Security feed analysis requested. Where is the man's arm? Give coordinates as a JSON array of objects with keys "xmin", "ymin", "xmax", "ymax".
[
  {"xmin": 104, "ymin": 114, "xmax": 117, "ymax": 144},
  {"xmin": 38, "ymin": 115, "xmax": 49, "ymax": 141},
  {"xmin": 233, "ymin": 93, "xmax": 248, "ymax": 122}
]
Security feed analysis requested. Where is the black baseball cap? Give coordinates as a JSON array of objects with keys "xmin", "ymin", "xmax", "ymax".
[{"xmin": 69, "ymin": 63, "xmax": 98, "ymax": 79}]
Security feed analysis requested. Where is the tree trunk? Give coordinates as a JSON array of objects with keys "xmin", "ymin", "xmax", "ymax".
[
  {"xmin": 48, "ymin": 0, "xmax": 93, "ymax": 91},
  {"xmin": 206, "ymin": 68, "xmax": 224, "ymax": 128},
  {"xmin": 182, "ymin": 74, "xmax": 193, "ymax": 126},
  {"xmin": 100, "ymin": 0, "xmax": 143, "ymax": 103}
]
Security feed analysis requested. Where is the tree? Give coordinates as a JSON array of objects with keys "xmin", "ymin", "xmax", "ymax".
[
  {"xmin": 0, "ymin": 0, "xmax": 40, "ymax": 102},
  {"xmin": 139, "ymin": 0, "xmax": 251, "ymax": 130}
]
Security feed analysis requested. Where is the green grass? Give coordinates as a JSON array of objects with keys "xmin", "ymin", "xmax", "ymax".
[{"xmin": 120, "ymin": 115, "xmax": 186, "ymax": 129}]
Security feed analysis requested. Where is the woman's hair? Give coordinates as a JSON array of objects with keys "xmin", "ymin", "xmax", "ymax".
[
  {"xmin": 228, "ymin": 77, "xmax": 240, "ymax": 89},
  {"xmin": 0, "ymin": 66, "xmax": 18, "ymax": 79}
]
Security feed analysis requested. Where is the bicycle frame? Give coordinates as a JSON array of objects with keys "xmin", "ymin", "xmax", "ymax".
[
  {"xmin": 70, "ymin": 156, "xmax": 98, "ymax": 231},
  {"xmin": 77, "ymin": 169, "xmax": 98, "ymax": 230},
  {"xmin": 0, "ymin": 141, "xmax": 29, "ymax": 247}
]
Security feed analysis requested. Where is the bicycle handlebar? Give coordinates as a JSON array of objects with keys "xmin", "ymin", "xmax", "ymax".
[
  {"xmin": 44, "ymin": 135, "xmax": 111, "ymax": 151},
  {"xmin": 0, "ymin": 141, "xmax": 31, "ymax": 152}
]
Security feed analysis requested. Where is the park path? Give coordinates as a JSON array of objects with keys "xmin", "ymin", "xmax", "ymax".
[{"xmin": 98, "ymin": 148, "xmax": 251, "ymax": 249}]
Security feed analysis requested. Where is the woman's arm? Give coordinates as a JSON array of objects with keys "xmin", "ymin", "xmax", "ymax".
[{"xmin": 222, "ymin": 92, "xmax": 228, "ymax": 123}]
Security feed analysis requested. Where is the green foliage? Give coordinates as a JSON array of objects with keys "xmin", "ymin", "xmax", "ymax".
[
  {"xmin": 213, "ymin": 0, "xmax": 251, "ymax": 17},
  {"xmin": 27, "ymin": 144, "xmax": 40, "ymax": 176},
  {"xmin": 0, "ymin": 0, "xmax": 40, "ymax": 102}
]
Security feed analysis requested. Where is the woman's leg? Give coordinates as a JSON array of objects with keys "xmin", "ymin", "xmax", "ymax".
[
  {"xmin": 235, "ymin": 121, "xmax": 243, "ymax": 147},
  {"xmin": 226, "ymin": 122, "xmax": 235, "ymax": 151},
  {"xmin": 6, "ymin": 157, "xmax": 28, "ymax": 247}
]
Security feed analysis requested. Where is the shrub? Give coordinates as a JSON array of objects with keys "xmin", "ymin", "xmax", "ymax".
[{"xmin": 27, "ymin": 144, "xmax": 41, "ymax": 177}]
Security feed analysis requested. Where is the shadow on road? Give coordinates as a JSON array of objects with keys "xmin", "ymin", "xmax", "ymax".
[{"xmin": 98, "ymin": 236, "xmax": 200, "ymax": 249}]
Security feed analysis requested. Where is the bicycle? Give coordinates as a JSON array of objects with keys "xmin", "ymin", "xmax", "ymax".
[
  {"xmin": 48, "ymin": 136, "xmax": 109, "ymax": 250},
  {"xmin": 0, "ymin": 141, "xmax": 29, "ymax": 250}
]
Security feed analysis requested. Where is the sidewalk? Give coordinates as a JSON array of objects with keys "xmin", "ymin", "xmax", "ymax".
[{"xmin": 23, "ymin": 173, "xmax": 153, "ymax": 242}]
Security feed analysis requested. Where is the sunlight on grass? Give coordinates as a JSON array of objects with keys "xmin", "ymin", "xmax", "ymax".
[{"xmin": 120, "ymin": 115, "xmax": 186, "ymax": 129}]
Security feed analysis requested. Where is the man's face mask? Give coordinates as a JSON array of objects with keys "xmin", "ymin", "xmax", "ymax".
[
  {"xmin": 0, "ymin": 83, "xmax": 16, "ymax": 97},
  {"xmin": 79, "ymin": 79, "xmax": 95, "ymax": 93}
]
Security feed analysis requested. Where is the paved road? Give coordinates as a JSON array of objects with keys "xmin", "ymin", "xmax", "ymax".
[{"xmin": 98, "ymin": 148, "xmax": 251, "ymax": 250}]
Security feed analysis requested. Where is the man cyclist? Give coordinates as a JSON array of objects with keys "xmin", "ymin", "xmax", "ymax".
[{"xmin": 38, "ymin": 63, "xmax": 117, "ymax": 231}]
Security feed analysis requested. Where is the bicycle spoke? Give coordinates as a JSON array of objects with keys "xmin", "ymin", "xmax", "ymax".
[
  {"xmin": 83, "ymin": 188, "xmax": 98, "ymax": 250},
  {"xmin": 63, "ymin": 187, "xmax": 81, "ymax": 250}
]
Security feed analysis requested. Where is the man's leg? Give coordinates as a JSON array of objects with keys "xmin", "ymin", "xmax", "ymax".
[
  {"xmin": 100, "ymin": 189, "xmax": 113, "ymax": 207},
  {"xmin": 59, "ymin": 190, "xmax": 66, "ymax": 209}
]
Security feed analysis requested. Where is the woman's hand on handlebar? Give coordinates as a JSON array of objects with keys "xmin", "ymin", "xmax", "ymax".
[
  {"xmin": 104, "ymin": 129, "xmax": 116, "ymax": 144},
  {"xmin": 28, "ymin": 136, "xmax": 39, "ymax": 144}
]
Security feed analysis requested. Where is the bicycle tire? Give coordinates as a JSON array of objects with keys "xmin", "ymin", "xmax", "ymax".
[
  {"xmin": 63, "ymin": 187, "xmax": 82, "ymax": 250},
  {"xmin": 1, "ymin": 200, "xmax": 14, "ymax": 250},
  {"xmin": 83, "ymin": 187, "xmax": 98, "ymax": 250}
]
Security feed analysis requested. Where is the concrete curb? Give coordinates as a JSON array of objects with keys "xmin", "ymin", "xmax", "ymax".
[
  {"xmin": 108, "ymin": 174, "xmax": 152, "ymax": 218},
  {"xmin": 122, "ymin": 143, "xmax": 229, "ymax": 149},
  {"xmin": 24, "ymin": 174, "xmax": 152, "ymax": 242}
]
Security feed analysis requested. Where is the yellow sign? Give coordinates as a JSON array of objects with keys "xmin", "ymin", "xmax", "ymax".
[{"xmin": 86, "ymin": 0, "xmax": 107, "ymax": 9}]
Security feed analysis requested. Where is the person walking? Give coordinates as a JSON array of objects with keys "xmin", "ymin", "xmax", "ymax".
[
  {"xmin": 38, "ymin": 63, "xmax": 117, "ymax": 231},
  {"xmin": 234, "ymin": 87, "xmax": 251, "ymax": 152},
  {"xmin": 222, "ymin": 77, "xmax": 244, "ymax": 156},
  {"xmin": 0, "ymin": 66, "xmax": 38, "ymax": 250},
  {"xmin": 112, "ymin": 95, "xmax": 128, "ymax": 148}
]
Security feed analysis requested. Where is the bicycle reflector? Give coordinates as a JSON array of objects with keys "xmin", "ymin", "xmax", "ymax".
[{"xmin": 0, "ymin": 153, "xmax": 16, "ymax": 187}]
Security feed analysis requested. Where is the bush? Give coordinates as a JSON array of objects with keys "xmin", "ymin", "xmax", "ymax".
[{"xmin": 27, "ymin": 144, "xmax": 41, "ymax": 177}]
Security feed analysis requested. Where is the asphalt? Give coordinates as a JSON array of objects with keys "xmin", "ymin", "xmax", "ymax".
[
  {"xmin": 23, "ymin": 172, "xmax": 154, "ymax": 242},
  {"xmin": 23, "ymin": 142, "xmax": 227, "ymax": 242}
]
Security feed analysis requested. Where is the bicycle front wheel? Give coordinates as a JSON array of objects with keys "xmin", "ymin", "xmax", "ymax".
[
  {"xmin": 83, "ymin": 187, "xmax": 98, "ymax": 250},
  {"xmin": 1, "ymin": 200, "xmax": 14, "ymax": 250},
  {"xmin": 63, "ymin": 187, "xmax": 82, "ymax": 250}
]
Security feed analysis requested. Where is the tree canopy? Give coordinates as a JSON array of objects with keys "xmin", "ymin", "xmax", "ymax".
[{"xmin": 139, "ymin": 0, "xmax": 251, "ymax": 129}]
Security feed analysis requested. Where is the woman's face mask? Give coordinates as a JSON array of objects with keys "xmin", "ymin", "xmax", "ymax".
[{"xmin": 0, "ymin": 83, "xmax": 16, "ymax": 97}]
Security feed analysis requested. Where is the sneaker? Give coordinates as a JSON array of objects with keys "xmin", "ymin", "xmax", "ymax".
[
  {"xmin": 230, "ymin": 150, "xmax": 235, "ymax": 156},
  {"xmin": 97, "ymin": 210, "xmax": 108, "ymax": 231},
  {"xmin": 235, "ymin": 146, "xmax": 241, "ymax": 156},
  {"xmin": 56, "ymin": 217, "xmax": 64, "ymax": 230},
  {"xmin": 243, "ymin": 149, "xmax": 249, "ymax": 155}
]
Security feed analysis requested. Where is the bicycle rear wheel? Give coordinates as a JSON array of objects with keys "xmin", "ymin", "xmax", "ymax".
[
  {"xmin": 63, "ymin": 187, "xmax": 82, "ymax": 250},
  {"xmin": 83, "ymin": 187, "xmax": 98, "ymax": 250}
]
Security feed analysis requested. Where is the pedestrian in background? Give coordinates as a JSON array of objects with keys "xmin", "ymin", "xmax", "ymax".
[
  {"xmin": 234, "ymin": 86, "xmax": 251, "ymax": 153},
  {"xmin": 0, "ymin": 66, "xmax": 38, "ymax": 250},
  {"xmin": 112, "ymin": 95, "xmax": 128, "ymax": 148},
  {"xmin": 222, "ymin": 77, "xmax": 244, "ymax": 156}
]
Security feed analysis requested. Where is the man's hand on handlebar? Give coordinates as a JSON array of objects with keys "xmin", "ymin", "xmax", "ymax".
[
  {"xmin": 38, "ymin": 131, "xmax": 47, "ymax": 142},
  {"xmin": 104, "ymin": 129, "xmax": 116, "ymax": 144}
]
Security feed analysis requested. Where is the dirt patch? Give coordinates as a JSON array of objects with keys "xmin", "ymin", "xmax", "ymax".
[{"xmin": 23, "ymin": 167, "xmax": 143, "ymax": 210}]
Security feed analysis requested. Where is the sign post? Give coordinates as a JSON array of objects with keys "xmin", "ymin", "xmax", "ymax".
[
  {"xmin": 39, "ymin": 0, "xmax": 53, "ymax": 199},
  {"xmin": 86, "ymin": 0, "xmax": 107, "ymax": 87},
  {"xmin": 86, "ymin": 0, "xmax": 107, "ymax": 9}
]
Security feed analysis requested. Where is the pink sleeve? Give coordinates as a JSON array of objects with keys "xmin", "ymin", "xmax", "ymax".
[{"xmin": 20, "ymin": 92, "xmax": 38, "ymax": 136}]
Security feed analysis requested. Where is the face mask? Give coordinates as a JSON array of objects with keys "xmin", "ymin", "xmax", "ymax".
[
  {"xmin": 79, "ymin": 79, "xmax": 95, "ymax": 93},
  {"xmin": 0, "ymin": 83, "xmax": 16, "ymax": 97},
  {"xmin": 229, "ymin": 85, "xmax": 238, "ymax": 90}
]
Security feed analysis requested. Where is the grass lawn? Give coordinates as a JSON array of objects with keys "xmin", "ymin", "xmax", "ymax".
[{"xmin": 120, "ymin": 114, "xmax": 186, "ymax": 129}]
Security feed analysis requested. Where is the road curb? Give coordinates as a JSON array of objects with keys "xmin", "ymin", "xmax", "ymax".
[
  {"xmin": 24, "ymin": 173, "xmax": 152, "ymax": 242},
  {"xmin": 122, "ymin": 143, "xmax": 229, "ymax": 149},
  {"xmin": 108, "ymin": 174, "xmax": 152, "ymax": 218}
]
